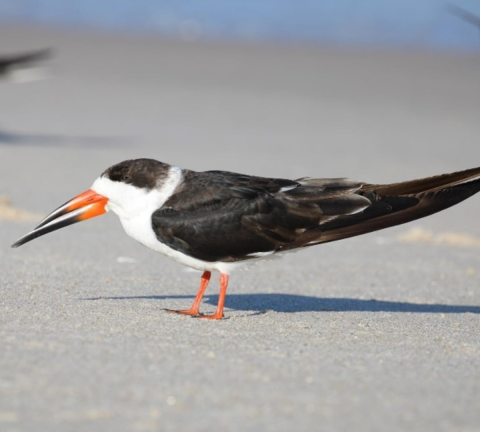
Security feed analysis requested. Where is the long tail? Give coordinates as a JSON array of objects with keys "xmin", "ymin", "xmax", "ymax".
[{"xmin": 307, "ymin": 166, "xmax": 480, "ymax": 245}]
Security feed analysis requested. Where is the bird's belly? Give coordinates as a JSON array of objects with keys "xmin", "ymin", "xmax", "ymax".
[{"xmin": 119, "ymin": 215, "xmax": 246, "ymax": 274}]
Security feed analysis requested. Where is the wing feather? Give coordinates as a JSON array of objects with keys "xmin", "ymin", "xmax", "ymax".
[{"xmin": 152, "ymin": 166, "xmax": 480, "ymax": 262}]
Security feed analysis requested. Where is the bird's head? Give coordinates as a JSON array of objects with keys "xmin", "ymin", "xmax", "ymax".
[{"xmin": 11, "ymin": 158, "xmax": 176, "ymax": 248}]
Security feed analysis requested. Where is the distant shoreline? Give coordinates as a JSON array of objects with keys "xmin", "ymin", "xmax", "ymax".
[{"xmin": 0, "ymin": 1, "xmax": 480, "ymax": 52}]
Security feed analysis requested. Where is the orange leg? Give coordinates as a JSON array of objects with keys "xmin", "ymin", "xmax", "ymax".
[
  {"xmin": 193, "ymin": 273, "xmax": 229, "ymax": 320},
  {"xmin": 166, "ymin": 271, "xmax": 211, "ymax": 316}
]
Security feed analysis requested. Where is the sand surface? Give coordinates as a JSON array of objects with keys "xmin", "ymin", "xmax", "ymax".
[{"xmin": 1, "ymin": 25, "xmax": 480, "ymax": 431}]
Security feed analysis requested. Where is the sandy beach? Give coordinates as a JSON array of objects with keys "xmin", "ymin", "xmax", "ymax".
[{"xmin": 1, "ymin": 24, "xmax": 480, "ymax": 431}]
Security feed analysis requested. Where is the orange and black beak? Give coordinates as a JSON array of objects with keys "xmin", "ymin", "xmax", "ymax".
[{"xmin": 11, "ymin": 189, "xmax": 108, "ymax": 248}]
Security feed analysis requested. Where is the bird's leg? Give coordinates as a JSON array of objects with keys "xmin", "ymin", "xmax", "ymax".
[
  {"xmin": 166, "ymin": 271, "xmax": 211, "ymax": 316},
  {"xmin": 193, "ymin": 273, "xmax": 229, "ymax": 320}
]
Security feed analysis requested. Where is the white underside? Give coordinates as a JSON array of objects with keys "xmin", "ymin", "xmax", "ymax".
[
  {"xmin": 122, "ymin": 219, "xmax": 254, "ymax": 274},
  {"xmin": 119, "ymin": 215, "xmax": 295, "ymax": 274}
]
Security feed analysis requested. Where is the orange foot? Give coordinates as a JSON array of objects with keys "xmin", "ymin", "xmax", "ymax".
[
  {"xmin": 164, "ymin": 308, "xmax": 200, "ymax": 316},
  {"xmin": 192, "ymin": 312, "xmax": 225, "ymax": 320}
]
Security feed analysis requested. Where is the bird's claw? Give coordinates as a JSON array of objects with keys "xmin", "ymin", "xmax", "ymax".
[
  {"xmin": 191, "ymin": 313, "xmax": 225, "ymax": 320},
  {"xmin": 164, "ymin": 308, "xmax": 200, "ymax": 316}
]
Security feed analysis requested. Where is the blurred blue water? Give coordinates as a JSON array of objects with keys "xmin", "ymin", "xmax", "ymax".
[{"xmin": 1, "ymin": 0, "xmax": 479, "ymax": 50}]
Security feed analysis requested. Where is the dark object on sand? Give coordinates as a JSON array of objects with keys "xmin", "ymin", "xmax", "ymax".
[{"xmin": 0, "ymin": 49, "xmax": 52, "ymax": 81}]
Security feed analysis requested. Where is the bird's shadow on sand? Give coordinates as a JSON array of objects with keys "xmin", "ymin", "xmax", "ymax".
[{"xmin": 83, "ymin": 293, "xmax": 480, "ymax": 314}]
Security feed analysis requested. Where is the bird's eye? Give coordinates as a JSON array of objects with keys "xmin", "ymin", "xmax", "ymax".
[{"xmin": 122, "ymin": 175, "xmax": 130, "ymax": 181}]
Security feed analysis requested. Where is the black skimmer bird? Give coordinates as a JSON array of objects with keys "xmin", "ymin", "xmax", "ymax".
[
  {"xmin": 0, "ymin": 49, "xmax": 51, "ymax": 82},
  {"xmin": 11, "ymin": 159, "xmax": 480, "ymax": 319}
]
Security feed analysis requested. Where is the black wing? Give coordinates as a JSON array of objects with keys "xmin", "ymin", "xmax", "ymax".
[
  {"xmin": 307, "ymin": 167, "xmax": 480, "ymax": 245},
  {"xmin": 152, "ymin": 166, "xmax": 480, "ymax": 263},
  {"xmin": 151, "ymin": 170, "xmax": 369, "ymax": 262}
]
